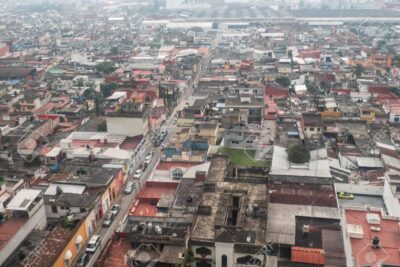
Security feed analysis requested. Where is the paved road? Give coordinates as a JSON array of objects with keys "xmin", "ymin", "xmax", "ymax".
[
  {"xmin": 85, "ymin": 116, "xmax": 177, "ymax": 267},
  {"xmin": 85, "ymin": 53, "xmax": 209, "ymax": 267}
]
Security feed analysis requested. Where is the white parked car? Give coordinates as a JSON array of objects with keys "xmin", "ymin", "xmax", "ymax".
[
  {"xmin": 86, "ymin": 235, "xmax": 101, "ymax": 253},
  {"xmin": 124, "ymin": 181, "xmax": 134, "ymax": 194},
  {"xmin": 111, "ymin": 204, "xmax": 120, "ymax": 216},
  {"xmin": 144, "ymin": 152, "xmax": 153, "ymax": 164},
  {"xmin": 134, "ymin": 169, "xmax": 143, "ymax": 178}
]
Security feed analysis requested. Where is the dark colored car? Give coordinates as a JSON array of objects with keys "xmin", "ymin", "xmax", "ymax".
[
  {"xmin": 154, "ymin": 139, "xmax": 162, "ymax": 147},
  {"xmin": 76, "ymin": 253, "xmax": 89, "ymax": 267}
]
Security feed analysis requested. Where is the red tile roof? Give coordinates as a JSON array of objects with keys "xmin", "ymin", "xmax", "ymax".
[
  {"xmin": 298, "ymin": 50, "xmax": 321, "ymax": 59},
  {"xmin": 135, "ymin": 181, "xmax": 177, "ymax": 200},
  {"xmin": 269, "ymin": 183, "xmax": 337, "ymax": 207},
  {"xmin": 346, "ymin": 209, "xmax": 400, "ymax": 266},
  {"xmin": 129, "ymin": 199, "xmax": 158, "ymax": 217},
  {"xmin": 0, "ymin": 218, "xmax": 27, "ymax": 251},
  {"xmin": 120, "ymin": 135, "xmax": 143, "ymax": 150},
  {"xmin": 103, "ymin": 240, "xmax": 130, "ymax": 267}
]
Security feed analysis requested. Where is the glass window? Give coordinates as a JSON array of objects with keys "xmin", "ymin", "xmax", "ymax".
[
  {"xmin": 222, "ymin": 255, "xmax": 227, "ymax": 267},
  {"xmin": 51, "ymin": 206, "xmax": 57, "ymax": 213}
]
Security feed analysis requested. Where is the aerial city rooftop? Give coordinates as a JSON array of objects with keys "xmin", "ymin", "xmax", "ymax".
[{"xmin": 0, "ymin": 0, "xmax": 399, "ymax": 266}]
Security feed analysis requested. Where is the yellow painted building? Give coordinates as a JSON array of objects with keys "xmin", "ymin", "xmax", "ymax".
[
  {"xmin": 52, "ymin": 216, "xmax": 90, "ymax": 267},
  {"xmin": 360, "ymin": 110, "xmax": 376, "ymax": 123},
  {"xmin": 320, "ymin": 111, "xmax": 341, "ymax": 119}
]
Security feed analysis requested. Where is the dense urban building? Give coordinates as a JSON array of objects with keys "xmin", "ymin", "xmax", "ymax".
[{"xmin": 0, "ymin": 0, "xmax": 400, "ymax": 266}]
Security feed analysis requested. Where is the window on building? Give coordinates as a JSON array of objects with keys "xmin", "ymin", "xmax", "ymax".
[
  {"xmin": 64, "ymin": 250, "xmax": 72, "ymax": 267},
  {"xmin": 310, "ymin": 127, "xmax": 314, "ymax": 131},
  {"xmin": 51, "ymin": 206, "xmax": 57, "ymax": 213},
  {"xmin": 76, "ymin": 243, "xmax": 81, "ymax": 251},
  {"xmin": 171, "ymin": 168, "xmax": 183, "ymax": 180},
  {"xmin": 317, "ymin": 128, "xmax": 320, "ymax": 132},
  {"xmin": 195, "ymin": 247, "xmax": 212, "ymax": 256},
  {"xmin": 222, "ymin": 255, "xmax": 227, "ymax": 267}
]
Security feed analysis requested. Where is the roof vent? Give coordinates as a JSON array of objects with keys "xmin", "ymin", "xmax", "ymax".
[
  {"xmin": 246, "ymin": 236, "xmax": 252, "ymax": 243},
  {"xmin": 172, "ymin": 232, "xmax": 177, "ymax": 238}
]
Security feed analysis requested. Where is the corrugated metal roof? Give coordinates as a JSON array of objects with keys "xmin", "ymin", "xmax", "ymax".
[{"xmin": 291, "ymin": 246, "xmax": 326, "ymax": 265}]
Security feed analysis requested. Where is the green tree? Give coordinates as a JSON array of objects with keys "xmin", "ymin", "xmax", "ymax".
[
  {"xmin": 286, "ymin": 144, "xmax": 310, "ymax": 164},
  {"xmin": 95, "ymin": 61, "xmax": 116, "ymax": 74},
  {"xmin": 288, "ymin": 50, "xmax": 294, "ymax": 71},
  {"xmin": 110, "ymin": 47, "xmax": 119, "ymax": 55},
  {"xmin": 83, "ymin": 88, "xmax": 104, "ymax": 116},
  {"xmin": 353, "ymin": 63, "xmax": 364, "ymax": 78},
  {"xmin": 97, "ymin": 121, "xmax": 107, "ymax": 131},
  {"xmin": 393, "ymin": 55, "xmax": 400, "ymax": 68},
  {"xmin": 305, "ymin": 80, "xmax": 318, "ymax": 94},
  {"xmin": 275, "ymin": 76, "xmax": 291, "ymax": 87},
  {"xmin": 100, "ymin": 83, "xmax": 119, "ymax": 98},
  {"xmin": 389, "ymin": 87, "xmax": 400, "ymax": 96}
]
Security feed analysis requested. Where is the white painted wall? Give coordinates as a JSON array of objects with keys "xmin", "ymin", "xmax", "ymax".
[
  {"xmin": 335, "ymin": 183, "xmax": 383, "ymax": 196},
  {"xmin": 338, "ymin": 152, "xmax": 358, "ymax": 170},
  {"xmin": 215, "ymin": 242, "xmax": 234, "ymax": 267},
  {"xmin": 383, "ymin": 179, "xmax": 400, "ymax": 217},
  {"xmin": 106, "ymin": 117, "xmax": 147, "ymax": 137}
]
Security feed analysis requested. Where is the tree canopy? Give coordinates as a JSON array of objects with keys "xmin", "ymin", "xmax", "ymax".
[
  {"xmin": 95, "ymin": 61, "xmax": 116, "ymax": 74},
  {"xmin": 275, "ymin": 76, "xmax": 290, "ymax": 87},
  {"xmin": 100, "ymin": 83, "xmax": 119, "ymax": 98},
  {"xmin": 353, "ymin": 63, "xmax": 364, "ymax": 78},
  {"xmin": 286, "ymin": 144, "xmax": 310, "ymax": 164}
]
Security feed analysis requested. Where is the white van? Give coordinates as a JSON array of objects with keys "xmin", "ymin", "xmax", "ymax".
[
  {"xmin": 86, "ymin": 235, "xmax": 101, "ymax": 253},
  {"xmin": 124, "ymin": 181, "xmax": 135, "ymax": 194}
]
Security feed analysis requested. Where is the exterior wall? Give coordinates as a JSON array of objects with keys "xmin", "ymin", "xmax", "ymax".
[
  {"xmin": 338, "ymin": 152, "xmax": 358, "ymax": 170},
  {"xmin": 106, "ymin": 117, "xmax": 146, "ymax": 137},
  {"xmin": 215, "ymin": 242, "xmax": 234, "ymax": 267},
  {"xmin": 303, "ymin": 126, "xmax": 322, "ymax": 139},
  {"xmin": 360, "ymin": 111, "xmax": 375, "ymax": 123},
  {"xmin": 234, "ymin": 252, "xmax": 264, "ymax": 266},
  {"xmin": 383, "ymin": 179, "xmax": 400, "ymax": 217},
  {"xmin": 278, "ymin": 66, "xmax": 292, "ymax": 73},
  {"xmin": 192, "ymin": 245, "xmax": 215, "ymax": 266},
  {"xmin": 110, "ymin": 170, "xmax": 124, "ymax": 201},
  {"xmin": 18, "ymin": 118, "xmax": 59, "ymax": 153},
  {"xmin": 52, "ymin": 217, "xmax": 89, "ymax": 267},
  {"xmin": 85, "ymin": 208, "xmax": 97, "ymax": 237},
  {"xmin": 340, "ymin": 209, "xmax": 355, "ymax": 267},
  {"xmin": 101, "ymin": 188, "xmax": 111, "ymax": 214},
  {"xmin": 177, "ymin": 118, "xmax": 195, "ymax": 127},
  {"xmin": 45, "ymin": 205, "xmax": 83, "ymax": 219},
  {"xmin": 335, "ymin": 183, "xmax": 383, "ymax": 196},
  {"xmin": 0, "ymin": 44, "xmax": 10, "ymax": 57},
  {"xmin": 194, "ymin": 127, "xmax": 218, "ymax": 145},
  {"xmin": 389, "ymin": 112, "xmax": 400, "ymax": 123},
  {"xmin": 321, "ymin": 111, "xmax": 341, "ymax": 119}
]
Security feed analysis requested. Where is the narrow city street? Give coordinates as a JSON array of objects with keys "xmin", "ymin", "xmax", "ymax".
[{"xmin": 85, "ymin": 63, "xmax": 202, "ymax": 267}]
